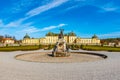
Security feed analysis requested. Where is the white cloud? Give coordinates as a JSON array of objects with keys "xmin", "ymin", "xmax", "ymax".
[
  {"xmin": 5, "ymin": 22, "xmax": 20, "ymax": 28},
  {"xmin": 76, "ymin": 32, "xmax": 120, "ymax": 39},
  {"xmin": 58, "ymin": 24, "xmax": 67, "ymax": 27},
  {"xmin": 19, "ymin": 27, "xmax": 40, "ymax": 33},
  {"xmin": 0, "ymin": 20, "xmax": 4, "ymax": 27},
  {"xmin": 102, "ymin": 7, "xmax": 118, "ymax": 12},
  {"xmin": 40, "ymin": 23, "xmax": 67, "ymax": 31},
  {"xmin": 40, "ymin": 26, "xmax": 57, "ymax": 31},
  {"xmin": 101, "ymin": 2, "xmax": 118, "ymax": 12},
  {"xmin": 64, "ymin": 1, "xmax": 120, "ymax": 13},
  {"xmin": 98, "ymin": 32, "xmax": 120, "ymax": 38},
  {"xmin": 12, "ymin": 23, "xmax": 66, "ymax": 39},
  {"xmin": 65, "ymin": 5, "xmax": 79, "ymax": 11},
  {"xmin": 0, "ymin": 0, "xmax": 68, "ymax": 39},
  {"xmin": 0, "ymin": 18, "xmax": 32, "ymax": 28},
  {"xmin": 64, "ymin": 0, "xmax": 95, "ymax": 12},
  {"xmin": 16, "ymin": 23, "xmax": 67, "ymax": 34},
  {"xmin": 5, "ymin": 0, "xmax": 39, "ymax": 14},
  {"xmin": 97, "ymin": 2, "xmax": 119, "ymax": 12},
  {"xmin": 26, "ymin": 0, "xmax": 68, "ymax": 18},
  {"xmin": 75, "ymin": 0, "xmax": 86, "ymax": 1},
  {"xmin": 2, "ymin": 0, "xmax": 68, "ymax": 28}
]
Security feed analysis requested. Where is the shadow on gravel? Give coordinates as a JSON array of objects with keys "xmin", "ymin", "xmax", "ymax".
[
  {"xmin": 47, "ymin": 54, "xmax": 53, "ymax": 57},
  {"xmin": 74, "ymin": 52, "xmax": 107, "ymax": 59}
]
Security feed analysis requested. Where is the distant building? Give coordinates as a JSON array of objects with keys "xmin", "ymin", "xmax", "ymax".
[
  {"xmin": 22, "ymin": 32, "xmax": 101, "ymax": 45},
  {"xmin": 118, "ymin": 42, "xmax": 120, "ymax": 46},
  {"xmin": 22, "ymin": 33, "xmax": 39, "ymax": 45},
  {"xmin": 76, "ymin": 34, "xmax": 100, "ymax": 45},
  {"xmin": 108, "ymin": 42, "xmax": 115, "ymax": 46},
  {"xmin": 2, "ymin": 38, "xmax": 15, "ymax": 44},
  {"xmin": 39, "ymin": 36, "xmax": 76, "ymax": 44}
]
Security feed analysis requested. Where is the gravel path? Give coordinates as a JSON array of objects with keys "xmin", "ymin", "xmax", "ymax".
[
  {"xmin": 15, "ymin": 52, "xmax": 102, "ymax": 63},
  {"xmin": 0, "ymin": 49, "xmax": 120, "ymax": 80}
]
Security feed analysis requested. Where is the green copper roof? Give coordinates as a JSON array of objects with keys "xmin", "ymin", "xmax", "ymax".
[
  {"xmin": 92, "ymin": 34, "xmax": 98, "ymax": 38},
  {"xmin": 24, "ymin": 33, "xmax": 30, "ymax": 39},
  {"xmin": 68, "ymin": 31, "xmax": 76, "ymax": 36}
]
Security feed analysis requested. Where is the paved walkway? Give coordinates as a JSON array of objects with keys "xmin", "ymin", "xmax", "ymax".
[{"xmin": 0, "ymin": 49, "xmax": 120, "ymax": 80}]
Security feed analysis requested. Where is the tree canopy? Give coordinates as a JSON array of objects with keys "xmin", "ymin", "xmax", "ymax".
[{"xmin": 46, "ymin": 31, "xmax": 76, "ymax": 36}]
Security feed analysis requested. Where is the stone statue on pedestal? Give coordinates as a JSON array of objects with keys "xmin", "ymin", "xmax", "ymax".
[{"xmin": 52, "ymin": 29, "xmax": 70, "ymax": 57}]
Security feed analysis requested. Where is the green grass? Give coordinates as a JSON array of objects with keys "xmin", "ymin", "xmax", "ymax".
[
  {"xmin": 0, "ymin": 44, "xmax": 55, "ymax": 52},
  {"xmin": 0, "ymin": 45, "xmax": 40, "ymax": 52},
  {"xmin": 0, "ymin": 45, "xmax": 120, "ymax": 52},
  {"xmin": 81, "ymin": 45, "xmax": 120, "ymax": 52}
]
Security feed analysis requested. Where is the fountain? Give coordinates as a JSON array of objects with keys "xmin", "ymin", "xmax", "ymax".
[
  {"xmin": 52, "ymin": 29, "xmax": 70, "ymax": 57},
  {"xmin": 15, "ymin": 30, "xmax": 106, "ymax": 63}
]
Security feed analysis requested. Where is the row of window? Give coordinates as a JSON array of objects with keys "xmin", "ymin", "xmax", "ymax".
[{"xmin": 77, "ymin": 40, "xmax": 100, "ymax": 43}]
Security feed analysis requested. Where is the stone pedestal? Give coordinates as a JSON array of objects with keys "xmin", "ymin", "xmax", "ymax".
[{"xmin": 52, "ymin": 29, "xmax": 70, "ymax": 57}]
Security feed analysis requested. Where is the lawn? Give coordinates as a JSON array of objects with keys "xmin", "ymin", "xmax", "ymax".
[
  {"xmin": 81, "ymin": 45, "xmax": 120, "ymax": 52},
  {"xmin": 0, "ymin": 45, "xmax": 120, "ymax": 52},
  {"xmin": 0, "ymin": 45, "xmax": 40, "ymax": 51}
]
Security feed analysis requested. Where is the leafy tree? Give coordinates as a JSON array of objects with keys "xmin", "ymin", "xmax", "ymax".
[{"xmin": 101, "ymin": 38, "xmax": 120, "ymax": 44}]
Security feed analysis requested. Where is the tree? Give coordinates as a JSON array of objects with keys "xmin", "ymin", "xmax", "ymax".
[
  {"xmin": 13, "ymin": 36, "xmax": 16, "ymax": 40},
  {"xmin": 39, "ymin": 44, "xmax": 43, "ymax": 49},
  {"xmin": 48, "ymin": 44, "xmax": 53, "ymax": 50},
  {"xmin": 0, "ymin": 35, "xmax": 4, "ymax": 42}
]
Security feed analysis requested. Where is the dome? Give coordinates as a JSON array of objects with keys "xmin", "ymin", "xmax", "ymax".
[
  {"xmin": 68, "ymin": 31, "xmax": 76, "ymax": 36},
  {"xmin": 24, "ymin": 33, "xmax": 30, "ymax": 39},
  {"xmin": 92, "ymin": 34, "xmax": 98, "ymax": 39}
]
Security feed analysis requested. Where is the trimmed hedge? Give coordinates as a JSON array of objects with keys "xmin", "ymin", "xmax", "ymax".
[
  {"xmin": 69, "ymin": 44, "xmax": 80, "ymax": 50},
  {"xmin": 81, "ymin": 45, "xmax": 120, "ymax": 52},
  {"xmin": 0, "ymin": 45, "xmax": 120, "ymax": 52},
  {"xmin": 0, "ymin": 44, "xmax": 55, "ymax": 51},
  {"xmin": 0, "ymin": 45, "xmax": 40, "ymax": 51}
]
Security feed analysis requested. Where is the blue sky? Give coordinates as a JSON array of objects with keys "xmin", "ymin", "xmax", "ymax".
[{"xmin": 0, "ymin": 0, "xmax": 120, "ymax": 40}]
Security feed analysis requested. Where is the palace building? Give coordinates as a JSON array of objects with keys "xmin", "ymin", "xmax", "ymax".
[
  {"xmin": 2, "ymin": 38, "xmax": 15, "ymax": 44},
  {"xmin": 22, "ymin": 33, "xmax": 39, "ymax": 45},
  {"xmin": 22, "ymin": 32, "xmax": 100, "ymax": 45},
  {"xmin": 76, "ymin": 34, "xmax": 100, "ymax": 45}
]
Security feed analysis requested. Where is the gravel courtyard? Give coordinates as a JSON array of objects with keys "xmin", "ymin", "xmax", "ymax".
[
  {"xmin": 15, "ymin": 52, "xmax": 103, "ymax": 63},
  {"xmin": 0, "ymin": 49, "xmax": 120, "ymax": 80}
]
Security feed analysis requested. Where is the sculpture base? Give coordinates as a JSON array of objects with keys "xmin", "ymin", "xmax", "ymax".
[{"xmin": 52, "ymin": 51, "xmax": 70, "ymax": 57}]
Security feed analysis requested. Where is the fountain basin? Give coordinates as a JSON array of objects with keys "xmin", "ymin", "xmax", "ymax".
[{"xmin": 15, "ymin": 52, "xmax": 106, "ymax": 63}]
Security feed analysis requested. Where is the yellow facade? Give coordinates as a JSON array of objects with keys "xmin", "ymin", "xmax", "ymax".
[
  {"xmin": 38, "ymin": 36, "xmax": 77, "ymax": 44},
  {"xmin": 68, "ymin": 36, "xmax": 77, "ymax": 44},
  {"xmin": 76, "ymin": 38, "xmax": 100, "ymax": 45},
  {"xmin": 22, "ymin": 38, "xmax": 39, "ymax": 45},
  {"xmin": 44, "ymin": 36, "xmax": 58, "ymax": 44},
  {"xmin": 22, "ymin": 33, "xmax": 100, "ymax": 45}
]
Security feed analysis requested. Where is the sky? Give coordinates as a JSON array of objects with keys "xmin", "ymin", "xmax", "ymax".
[{"xmin": 0, "ymin": 0, "xmax": 120, "ymax": 40}]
